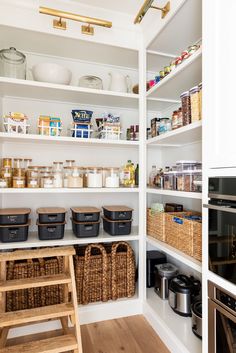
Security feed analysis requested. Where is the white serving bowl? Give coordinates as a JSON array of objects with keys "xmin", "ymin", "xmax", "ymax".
[{"xmin": 32, "ymin": 63, "xmax": 72, "ymax": 85}]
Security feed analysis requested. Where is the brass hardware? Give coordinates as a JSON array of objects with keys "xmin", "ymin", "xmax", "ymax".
[
  {"xmin": 39, "ymin": 6, "xmax": 112, "ymax": 34},
  {"xmin": 81, "ymin": 24, "xmax": 94, "ymax": 36},
  {"xmin": 134, "ymin": 1, "xmax": 170, "ymax": 24},
  {"xmin": 53, "ymin": 18, "xmax": 66, "ymax": 30}
]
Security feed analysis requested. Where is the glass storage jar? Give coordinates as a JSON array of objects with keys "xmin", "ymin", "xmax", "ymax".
[
  {"xmin": 13, "ymin": 158, "xmax": 23, "ymax": 169},
  {"xmin": 176, "ymin": 160, "xmax": 198, "ymax": 171},
  {"xmin": 177, "ymin": 108, "xmax": 183, "ymax": 128},
  {"xmin": 27, "ymin": 166, "xmax": 40, "ymax": 178},
  {"xmin": 67, "ymin": 167, "xmax": 83, "ymax": 188},
  {"xmin": 52, "ymin": 170, "xmax": 63, "ymax": 188},
  {"xmin": 23, "ymin": 158, "xmax": 32, "ymax": 169},
  {"xmin": 87, "ymin": 167, "xmax": 102, "ymax": 188},
  {"xmin": 159, "ymin": 118, "xmax": 171, "ymax": 135},
  {"xmin": 181, "ymin": 91, "xmax": 191, "ymax": 125},
  {"xmin": 104, "ymin": 168, "xmax": 120, "ymax": 188},
  {"xmin": 65, "ymin": 160, "xmax": 75, "ymax": 167},
  {"xmin": 2, "ymin": 158, "xmax": 12, "ymax": 168},
  {"xmin": 27, "ymin": 176, "xmax": 39, "ymax": 188},
  {"xmin": 13, "ymin": 176, "xmax": 25, "ymax": 188},
  {"xmin": 41, "ymin": 176, "xmax": 54, "ymax": 188},
  {"xmin": 192, "ymin": 172, "xmax": 202, "ymax": 192},
  {"xmin": 172, "ymin": 111, "xmax": 179, "ymax": 130},
  {"xmin": 0, "ymin": 178, "xmax": 8, "ymax": 188},
  {"xmin": 1, "ymin": 167, "xmax": 12, "ymax": 187},
  {"xmin": 155, "ymin": 168, "xmax": 164, "ymax": 189},
  {"xmin": 176, "ymin": 172, "xmax": 185, "ymax": 191},
  {"xmin": 13, "ymin": 168, "xmax": 25, "ymax": 177},
  {"xmin": 0, "ymin": 47, "xmax": 26, "ymax": 79},
  {"xmin": 190, "ymin": 86, "xmax": 200, "ymax": 122},
  {"xmin": 164, "ymin": 172, "xmax": 174, "ymax": 190},
  {"xmin": 198, "ymin": 83, "xmax": 202, "ymax": 120},
  {"xmin": 63, "ymin": 167, "xmax": 72, "ymax": 188},
  {"xmin": 53, "ymin": 161, "xmax": 64, "ymax": 172}
]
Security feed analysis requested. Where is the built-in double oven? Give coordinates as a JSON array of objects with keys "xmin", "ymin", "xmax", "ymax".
[{"xmin": 205, "ymin": 177, "xmax": 236, "ymax": 352}]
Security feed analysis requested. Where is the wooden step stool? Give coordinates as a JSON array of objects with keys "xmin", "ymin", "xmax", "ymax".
[{"xmin": 0, "ymin": 246, "xmax": 83, "ymax": 353}]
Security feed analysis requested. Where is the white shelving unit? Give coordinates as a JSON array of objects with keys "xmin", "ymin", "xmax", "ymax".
[
  {"xmin": 0, "ymin": 188, "xmax": 139, "ymax": 194},
  {"xmin": 147, "ymin": 188, "xmax": 202, "ymax": 200}
]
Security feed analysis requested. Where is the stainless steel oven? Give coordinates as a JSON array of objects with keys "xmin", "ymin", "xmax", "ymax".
[
  {"xmin": 208, "ymin": 281, "xmax": 236, "ymax": 353},
  {"xmin": 204, "ymin": 177, "xmax": 236, "ymax": 285}
]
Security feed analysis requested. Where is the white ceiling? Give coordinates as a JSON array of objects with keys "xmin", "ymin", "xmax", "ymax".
[{"xmin": 72, "ymin": 0, "xmax": 144, "ymax": 15}]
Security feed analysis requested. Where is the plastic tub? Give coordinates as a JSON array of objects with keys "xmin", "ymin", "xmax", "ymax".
[
  {"xmin": 0, "ymin": 220, "xmax": 30, "ymax": 242},
  {"xmin": 71, "ymin": 207, "xmax": 100, "ymax": 222},
  {"xmin": 71, "ymin": 218, "xmax": 100, "ymax": 238},
  {"xmin": 102, "ymin": 206, "xmax": 133, "ymax": 221},
  {"xmin": 102, "ymin": 216, "xmax": 132, "ymax": 235},
  {"xmin": 37, "ymin": 220, "xmax": 66, "ymax": 240},
  {"xmin": 0, "ymin": 208, "xmax": 31, "ymax": 225},
  {"xmin": 37, "ymin": 207, "xmax": 66, "ymax": 224}
]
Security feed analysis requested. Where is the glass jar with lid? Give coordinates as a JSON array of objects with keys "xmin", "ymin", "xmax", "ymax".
[
  {"xmin": 164, "ymin": 171, "xmax": 174, "ymax": 190},
  {"xmin": 1, "ymin": 167, "xmax": 12, "ymax": 187},
  {"xmin": 0, "ymin": 178, "xmax": 8, "ymax": 188},
  {"xmin": 27, "ymin": 176, "xmax": 39, "ymax": 188},
  {"xmin": 103, "ymin": 168, "xmax": 120, "ymax": 188},
  {"xmin": 181, "ymin": 91, "xmax": 191, "ymax": 125},
  {"xmin": 176, "ymin": 160, "xmax": 199, "ymax": 171},
  {"xmin": 13, "ymin": 168, "xmax": 25, "ymax": 178},
  {"xmin": 159, "ymin": 118, "xmax": 171, "ymax": 135},
  {"xmin": 0, "ymin": 47, "xmax": 26, "ymax": 79},
  {"xmin": 190, "ymin": 86, "xmax": 200, "ymax": 122},
  {"xmin": 63, "ymin": 167, "xmax": 72, "ymax": 188},
  {"xmin": 172, "ymin": 111, "xmax": 179, "ymax": 130},
  {"xmin": 13, "ymin": 176, "xmax": 25, "ymax": 188},
  {"xmin": 52, "ymin": 170, "xmax": 63, "ymax": 188},
  {"xmin": 13, "ymin": 158, "xmax": 23, "ymax": 169},
  {"xmin": 65, "ymin": 160, "xmax": 75, "ymax": 168},
  {"xmin": 41, "ymin": 176, "xmax": 54, "ymax": 188},
  {"xmin": 27, "ymin": 166, "xmax": 40, "ymax": 179},
  {"xmin": 2, "ymin": 158, "xmax": 12, "ymax": 168},
  {"xmin": 67, "ymin": 167, "xmax": 83, "ymax": 188},
  {"xmin": 53, "ymin": 161, "xmax": 64, "ymax": 172},
  {"xmin": 23, "ymin": 158, "xmax": 32, "ymax": 169},
  {"xmin": 192, "ymin": 172, "xmax": 202, "ymax": 192},
  {"xmin": 155, "ymin": 168, "xmax": 164, "ymax": 189},
  {"xmin": 87, "ymin": 167, "xmax": 103, "ymax": 188}
]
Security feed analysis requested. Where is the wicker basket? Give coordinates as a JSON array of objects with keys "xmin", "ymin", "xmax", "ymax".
[
  {"xmin": 165, "ymin": 212, "xmax": 202, "ymax": 260},
  {"xmin": 6, "ymin": 256, "xmax": 64, "ymax": 312},
  {"xmin": 74, "ymin": 242, "xmax": 136, "ymax": 305}
]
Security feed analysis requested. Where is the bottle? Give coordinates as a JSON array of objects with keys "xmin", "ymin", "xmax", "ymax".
[
  {"xmin": 135, "ymin": 164, "xmax": 139, "ymax": 186},
  {"xmin": 149, "ymin": 166, "xmax": 157, "ymax": 187},
  {"xmin": 120, "ymin": 160, "xmax": 135, "ymax": 187}
]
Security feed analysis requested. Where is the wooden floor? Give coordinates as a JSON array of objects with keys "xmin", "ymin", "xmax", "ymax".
[{"xmin": 81, "ymin": 315, "xmax": 170, "ymax": 353}]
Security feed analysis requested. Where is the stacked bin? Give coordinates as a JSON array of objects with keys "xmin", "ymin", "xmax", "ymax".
[
  {"xmin": 71, "ymin": 207, "xmax": 101, "ymax": 238},
  {"xmin": 0, "ymin": 208, "xmax": 31, "ymax": 242},
  {"xmin": 36, "ymin": 207, "xmax": 67, "ymax": 240},
  {"xmin": 102, "ymin": 206, "xmax": 133, "ymax": 236}
]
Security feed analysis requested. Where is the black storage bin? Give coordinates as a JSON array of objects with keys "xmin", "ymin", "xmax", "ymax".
[
  {"xmin": 71, "ymin": 207, "xmax": 100, "ymax": 222},
  {"xmin": 102, "ymin": 206, "xmax": 133, "ymax": 221},
  {"xmin": 102, "ymin": 216, "xmax": 132, "ymax": 236},
  {"xmin": 0, "ymin": 208, "xmax": 31, "ymax": 225},
  {"xmin": 71, "ymin": 218, "xmax": 100, "ymax": 238},
  {"xmin": 0, "ymin": 221, "xmax": 30, "ymax": 242},
  {"xmin": 37, "ymin": 220, "xmax": 66, "ymax": 240},
  {"xmin": 37, "ymin": 207, "xmax": 66, "ymax": 224}
]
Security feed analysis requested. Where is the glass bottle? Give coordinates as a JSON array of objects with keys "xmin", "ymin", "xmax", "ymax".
[
  {"xmin": 135, "ymin": 164, "xmax": 139, "ymax": 186},
  {"xmin": 149, "ymin": 166, "xmax": 157, "ymax": 187}
]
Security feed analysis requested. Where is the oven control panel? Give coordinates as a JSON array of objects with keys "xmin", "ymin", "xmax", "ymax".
[{"xmin": 218, "ymin": 290, "xmax": 236, "ymax": 313}]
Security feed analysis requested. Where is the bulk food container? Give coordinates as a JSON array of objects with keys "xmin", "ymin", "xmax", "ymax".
[
  {"xmin": 0, "ymin": 208, "xmax": 31, "ymax": 225},
  {"xmin": 87, "ymin": 167, "xmax": 103, "ymax": 188},
  {"xmin": 176, "ymin": 160, "xmax": 199, "ymax": 171},
  {"xmin": 36, "ymin": 207, "xmax": 66, "ymax": 224},
  {"xmin": 3, "ymin": 158, "xmax": 12, "ymax": 168},
  {"xmin": 71, "ymin": 207, "xmax": 100, "ymax": 222},
  {"xmin": 103, "ymin": 168, "xmax": 120, "ymax": 188},
  {"xmin": 102, "ymin": 206, "xmax": 133, "ymax": 221},
  {"xmin": 27, "ymin": 176, "xmax": 39, "ymax": 188},
  {"xmin": 71, "ymin": 219, "xmax": 100, "ymax": 238},
  {"xmin": 37, "ymin": 220, "xmax": 66, "ymax": 240},
  {"xmin": 67, "ymin": 167, "xmax": 83, "ymax": 188},
  {"xmin": 102, "ymin": 217, "xmax": 132, "ymax": 236},
  {"xmin": 0, "ymin": 220, "xmax": 30, "ymax": 242}
]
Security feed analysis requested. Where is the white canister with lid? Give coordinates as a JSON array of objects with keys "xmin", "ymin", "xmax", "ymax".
[
  {"xmin": 87, "ymin": 167, "xmax": 103, "ymax": 188},
  {"xmin": 104, "ymin": 168, "xmax": 120, "ymax": 188}
]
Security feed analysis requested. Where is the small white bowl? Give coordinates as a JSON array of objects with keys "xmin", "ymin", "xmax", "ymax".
[{"xmin": 32, "ymin": 63, "xmax": 72, "ymax": 85}]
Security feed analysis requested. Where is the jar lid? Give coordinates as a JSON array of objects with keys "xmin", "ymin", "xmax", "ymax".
[
  {"xmin": 41, "ymin": 176, "xmax": 53, "ymax": 180},
  {"xmin": 53, "ymin": 161, "xmax": 63, "ymax": 164},
  {"xmin": 87, "ymin": 167, "xmax": 102, "ymax": 170},
  {"xmin": 3, "ymin": 158, "xmax": 12, "ymax": 160},
  {"xmin": 155, "ymin": 263, "xmax": 178, "ymax": 277},
  {"xmin": 180, "ymin": 91, "xmax": 190, "ymax": 97},
  {"xmin": 13, "ymin": 158, "xmax": 23, "ymax": 161},
  {"xmin": 66, "ymin": 160, "xmax": 75, "ymax": 162},
  {"xmin": 24, "ymin": 158, "xmax": 32, "ymax": 161},
  {"xmin": 0, "ymin": 47, "xmax": 26, "ymax": 64},
  {"xmin": 190, "ymin": 86, "xmax": 199, "ymax": 93}
]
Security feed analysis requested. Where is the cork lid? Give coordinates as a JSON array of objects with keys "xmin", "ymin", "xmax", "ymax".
[
  {"xmin": 37, "ymin": 207, "xmax": 67, "ymax": 214},
  {"xmin": 71, "ymin": 207, "xmax": 100, "ymax": 214},
  {"xmin": 102, "ymin": 206, "xmax": 133, "ymax": 212},
  {"xmin": 0, "ymin": 208, "xmax": 31, "ymax": 215}
]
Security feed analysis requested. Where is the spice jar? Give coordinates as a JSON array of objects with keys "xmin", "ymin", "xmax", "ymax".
[
  {"xmin": 67, "ymin": 167, "xmax": 83, "ymax": 188},
  {"xmin": 190, "ymin": 86, "xmax": 200, "ymax": 122},
  {"xmin": 87, "ymin": 167, "xmax": 103, "ymax": 188},
  {"xmin": 65, "ymin": 160, "xmax": 75, "ymax": 167},
  {"xmin": 27, "ymin": 176, "xmax": 39, "ymax": 188},
  {"xmin": 172, "ymin": 111, "xmax": 179, "ymax": 130},
  {"xmin": 181, "ymin": 91, "xmax": 191, "ymax": 125},
  {"xmin": 2, "ymin": 158, "xmax": 12, "ymax": 168},
  {"xmin": 198, "ymin": 83, "xmax": 202, "ymax": 120},
  {"xmin": 13, "ymin": 158, "xmax": 23, "ymax": 169},
  {"xmin": 104, "ymin": 168, "xmax": 120, "ymax": 188},
  {"xmin": 13, "ymin": 176, "xmax": 25, "ymax": 188},
  {"xmin": 0, "ymin": 178, "xmax": 8, "ymax": 188},
  {"xmin": 41, "ymin": 176, "xmax": 54, "ymax": 188}
]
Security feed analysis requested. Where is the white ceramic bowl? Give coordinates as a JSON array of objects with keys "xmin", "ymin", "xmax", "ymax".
[{"xmin": 32, "ymin": 63, "xmax": 72, "ymax": 85}]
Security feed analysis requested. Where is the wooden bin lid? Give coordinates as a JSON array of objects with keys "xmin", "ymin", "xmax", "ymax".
[
  {"xmin": 0, "ymin": 219, "xmax": 31, "ymax": 228},
  {"xmin": 71, "ymin": 207, "xmax": 101, "ymax": 213},
  {"xmin": 0, "ymin": 208, "xmax": 31, "ymax": 216},
  {"xmin": 102, "ymin": 206, "xmax": 133, "ymax": 212},
  {"xmin": 37, "ymin": 207, "xmax": 67, "ymax": 214},
  {"xmin": 102, "ymin": 216, "xmax": 132, "ymax": 223}
]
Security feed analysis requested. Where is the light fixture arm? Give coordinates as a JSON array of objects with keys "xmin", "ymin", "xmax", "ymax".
[{"xmin": 134, "ymin": 1, "xmax": 170, "ymax": 24}]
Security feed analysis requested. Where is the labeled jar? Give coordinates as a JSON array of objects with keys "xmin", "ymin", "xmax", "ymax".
[
  {"xmin": 155, "ymin": 169, "xmax": 164, "ymax": 189},
  {"xmin": 65, "ymin": 160, "xmax": 75, "ymax": 168},
  {"xmin": 13, "ymin": 158, "xmax": 23, "ymax": 169},
  {"xmin": 52, "ymin": 170, "xmax": 63, "ymax": 188},
  {"xmin": 23, "ymin": 158, "xmax": 32, "ymax": 169},
  {"xmin": 87, "ymin": 167, "xmax": 102, "ymax": 188},
  {"xmin": 41, "ymin": 176, "xmax": 54, "ymax": 188},
  {"xmin": 27, "ymin": 166, "xmax": 40, "ymax": 178},
  {"xmin": 190, "ymin": 86, "xmax": 200, "ymax": 122},
  {"xmin": 63, "ymin": 167, "xmax": 72, "ymax": 188},
  {"xmin": 0, "ymin": 178, "xmax": 8, "ymax": 188},
  {"xmin": 67, "ymin": 167, "xmax": 83, "ymax": 188},
  {"xmin": 172, "ymin": 111, "xmax": 179, "ymax": 130},
  {"xmin": 13, "ymin": 168, "xmax": 25, "ymax": 177},
  {"xmin": 27, "ymin": 176, "xmax": 39, "ymax": 188},
  {"xmin": 104, "ymin": 168, "xmax": 120, "ymax": 188},
  {"xmin": 2, "ymin": 158, "xmax": 12, "ymax": 168},
  {"xmin": 13, "ymin": 176, "xmax": 25, "ymax": 188},
  {"xmin": 198, "ymin": 83, "xmax": 202, "ymax": 120},
  {"xmin": 181, "ymin": 91, "xmax": 191, "ymax": 125}
]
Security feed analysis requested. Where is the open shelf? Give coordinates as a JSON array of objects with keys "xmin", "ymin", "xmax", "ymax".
[
  {"xmin": 0, "ymin": 227, "xmax": 139, "ymax": 250},
  {"xmin": 147, "ymin": 48, "xmax": 202, "ymax": 101},
  {"xmin": 147, "ymin": 121, "xmax": 202, "ymax": 147},
  {"xmin": 147, "ymin": 97, "xmax": 180, "ymax": 112},
  {"xmin": 147, "ymin": 188, "xmax": 202, "ymax": 200},
  {"xmin": 145, "ymin": 288, "xmax": 202, "ymax": 353},
  {"xmin": 148, "ymin": 0, "xmax": 202, "ymax": 56},
  {"xmin": 0, "ymin": 187, "xmax": 139, "ymax": 194},
  {"xmin": 146, "ymin": 236, "xmax": 202, "ymax": 273},
  {"xmin": 147, "ymin": 50, "xmax": 175, "ymax": 74},
  {"xmin": 0, "ymin": 77, "xmax": 139, "ymax": 109},
  {"xmin": 0, "ymin": 132, "xmax": 139, "ymax": 148}
]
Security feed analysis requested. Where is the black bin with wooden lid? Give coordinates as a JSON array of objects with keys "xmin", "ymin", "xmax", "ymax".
[
  {"xmin": 0, "ymin": 220, "xmax": 31, "ymax": 242},
  {"xmin": 0, "ymin": 208, "xmax": 31, "ymax": 225},
  {"xmin": 37, "ymin": 207, "xmax": 66, "ymax": 224},
  {"xmin": 37, "ymin": 220, "xmax": 66, "ymax": 240},
  {"xmin": 102, "ymin": 206, "xmax": 133, "ymax": 221},
  {"xmin": 71, "ymin": 207, "xmax": 100, "ymax": 222}
]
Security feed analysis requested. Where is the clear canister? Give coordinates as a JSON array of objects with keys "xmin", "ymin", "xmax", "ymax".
[
  {"xmin": 2, "ymin": 158, "xmax": 12, "ymax": 168},
  {"xmin": 164, "ymin": 172, "xmax": 174, "ymax": 190},
  {"xmin": 27, "ymin": 176, "xmax": 39, "ymax": 188},
  {"xmin": 53, "ymin": 161, "xmax": 64, "ymax": 172},
  {"xmin": 0, "ymin": 178, "xmax": 8, "ymax": 188},
  {"xmin": 13, "ymin": 168, "xmax": 25, "ymax": 177},
  {"xmin": 104, "ymin": 168, "xmax": 120, "ymax": 188},
  {"xmin": 27, "ymin": 166, "xmax": 40, "ymax": 178},
  {"xmin": 155, "ymin": 168, "xmax": 164, "ymax": 189},
  {"xmin": 13, "ymin": 176, "xmax": 25, "ymax": 188},
  {"xmin": 23, "ymin": 158, "xmax": 32, "ymax": 169},
  {"xmin": 52, "ymin": 170, "xmax": 63, "ymax": 188},
  {"xmin": 87, "ymin": 167, "xmax": 103, "ymax": 188},
  {"xmin": 181, "ymin": 91, "xmax": 191, "ymax": 125},
  {"xmin": 190, "ymin": 86, "xmax": 200, "ymax": 122},
  {"xmin": 65, "ymin": 160, "xmax": 75, "ymax": 167},
  {"xmin": 176, "ymin": 172, "xmax": 185, "ymax": 191},
  {"xmin": 176, "ymin": 161, "xmax": 198, "ymax": 171},
  {"xmin": 13, "ymin": 158, "xmax": 23, "ymax": 169},
  {"xmin": 198, "ymin": 83, "xmax": 202, "ymax": 120},
  {"xmin": 172, "ymin": 111, "xmax": 179, "ymax": 130},
  {"xmin": 192, "ymin": 172, "xmax": 202, "ymax": 192},
  {"xmin": 63, "ymin": 167, "xmax": 72, "ymax": 188},
  {"xmin": 1, "ymin": 167, "xmax": 12, "ymax": 187},
  {"xmin": 41, "ymin": 176, "xmax": 54, "ymax": 188},
  {"xmin": 67, "ymin": 167, "xmax": 83, "ymax": 188}
]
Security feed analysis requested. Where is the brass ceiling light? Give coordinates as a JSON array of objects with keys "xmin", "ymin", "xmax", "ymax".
[
  {"xmin": 39, "ymin": 6, "xmax": 112, "ymax": 35},
  {"xmin": 134, "ymin": 1, "xmax": 170, "ymax": 24}
]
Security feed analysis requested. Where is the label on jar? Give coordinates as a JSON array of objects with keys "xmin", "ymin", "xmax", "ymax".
[
  {"xmin": 120, "ymin": 171, "xmax": 130, "ymax": 180},
  {"xmin": 16, "ymin": 180, "xmax": 24, "ymax": 185},
  {"xmin": 4, "ymin": 173, "xmax": 11, "ymax": 177},
  {"xmin": 29, "ymin": 180, "xmax": 37, "ymax": 186},
  {"xmin": 0, "ymin": 181, "xmax": 7, "ymax": 187}
]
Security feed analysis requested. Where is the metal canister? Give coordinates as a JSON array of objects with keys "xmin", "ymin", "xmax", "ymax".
[{"xmin": 164, "ymin": 66, "xmax": 171, "ymax": 76}]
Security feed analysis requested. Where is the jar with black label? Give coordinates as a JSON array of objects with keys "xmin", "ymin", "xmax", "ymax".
[{"xmin": 181, "ymin": 91, "xmax": 191, "ymax": 125}]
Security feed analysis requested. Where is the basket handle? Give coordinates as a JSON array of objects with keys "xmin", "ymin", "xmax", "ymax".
[
  {"xmin": 82, "ymin": 243, "xmax": 108, "ymax": 305},
  {"xmin": 111, "ymin": 241, "xmax": 134, "ymax": 300}
]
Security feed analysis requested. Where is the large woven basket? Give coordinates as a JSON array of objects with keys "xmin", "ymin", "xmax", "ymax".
[
  {"xmin": 6, "ymin": 257, "xmax": 64, "ymax": 312},
  {"xmin": 165, "ymin": 212, "xmax": 202, "ymax": 261},
  {"xmin": 74, "ymin": 242, "xmax": 136, "ymax": 305}
]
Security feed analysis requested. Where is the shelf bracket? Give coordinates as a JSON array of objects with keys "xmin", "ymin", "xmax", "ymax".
[{"xmin": 134, "ymin": 1, "xmax": 170, "ymax": 24}]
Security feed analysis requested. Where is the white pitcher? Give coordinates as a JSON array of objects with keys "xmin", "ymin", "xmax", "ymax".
[{"xmin": 108, "ymin": 72, "xmax": 132, "ymax": 93}]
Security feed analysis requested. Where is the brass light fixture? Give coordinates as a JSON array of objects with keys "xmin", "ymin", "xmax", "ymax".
[
  {"xmin": 134, "ymin": 1, "xmax": 170, "ymax": 24},
  {"xmin": 39, "ymin": 6, "xmax": 112, "ymax": 35}
]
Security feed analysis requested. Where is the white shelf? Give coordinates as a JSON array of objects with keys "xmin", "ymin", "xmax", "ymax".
[
  {"xmin": 147, "ymin": 121, "xmax": 202, "ymax": 147},
  {"xmin": 0, "ymin": 187, "xmax": 139, "ymax": 194},
  {"xmin": 148, "ymin": 0, "xmax": 202, "ymax": 55},
  {"xmin": 0, "ymin": 227, "xmax": 139, "ymax": 250},
  {"xmin": 0, "ymin": 132, "xmax": 139, "ymax": 148},
  {"xmin": 147, "ymin": 97, "xmax": 180, "ymax": 112},
  {"xmin": 145, "ymin": 288, "xmax": 202, "ymax": 353},
  {"xmin": 147, "ymin": 48, "xmax": 202, "ymax": 101},
  {"xmin": 147, "ymin": 188, "xmax": 202, "ymax": 200},
  {"xmin": 0, "ymin": 77, "xmax": 139, "ymax": 109},
  {"xmin": 146, "ymin": 236, "xmax": 202, "ymax": 273}
]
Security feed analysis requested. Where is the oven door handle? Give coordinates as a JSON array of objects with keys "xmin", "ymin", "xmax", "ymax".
[
  {"xmin": 209, "ymin": 193, "xmax": 236, "ymax": 201},
  {"xmin": 209, "ymin": 298, "xmax": 236, "ymax": 323},
  {"xmin": 203, "ymin": 204, "xmax": 236, "ymax": 214}
]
